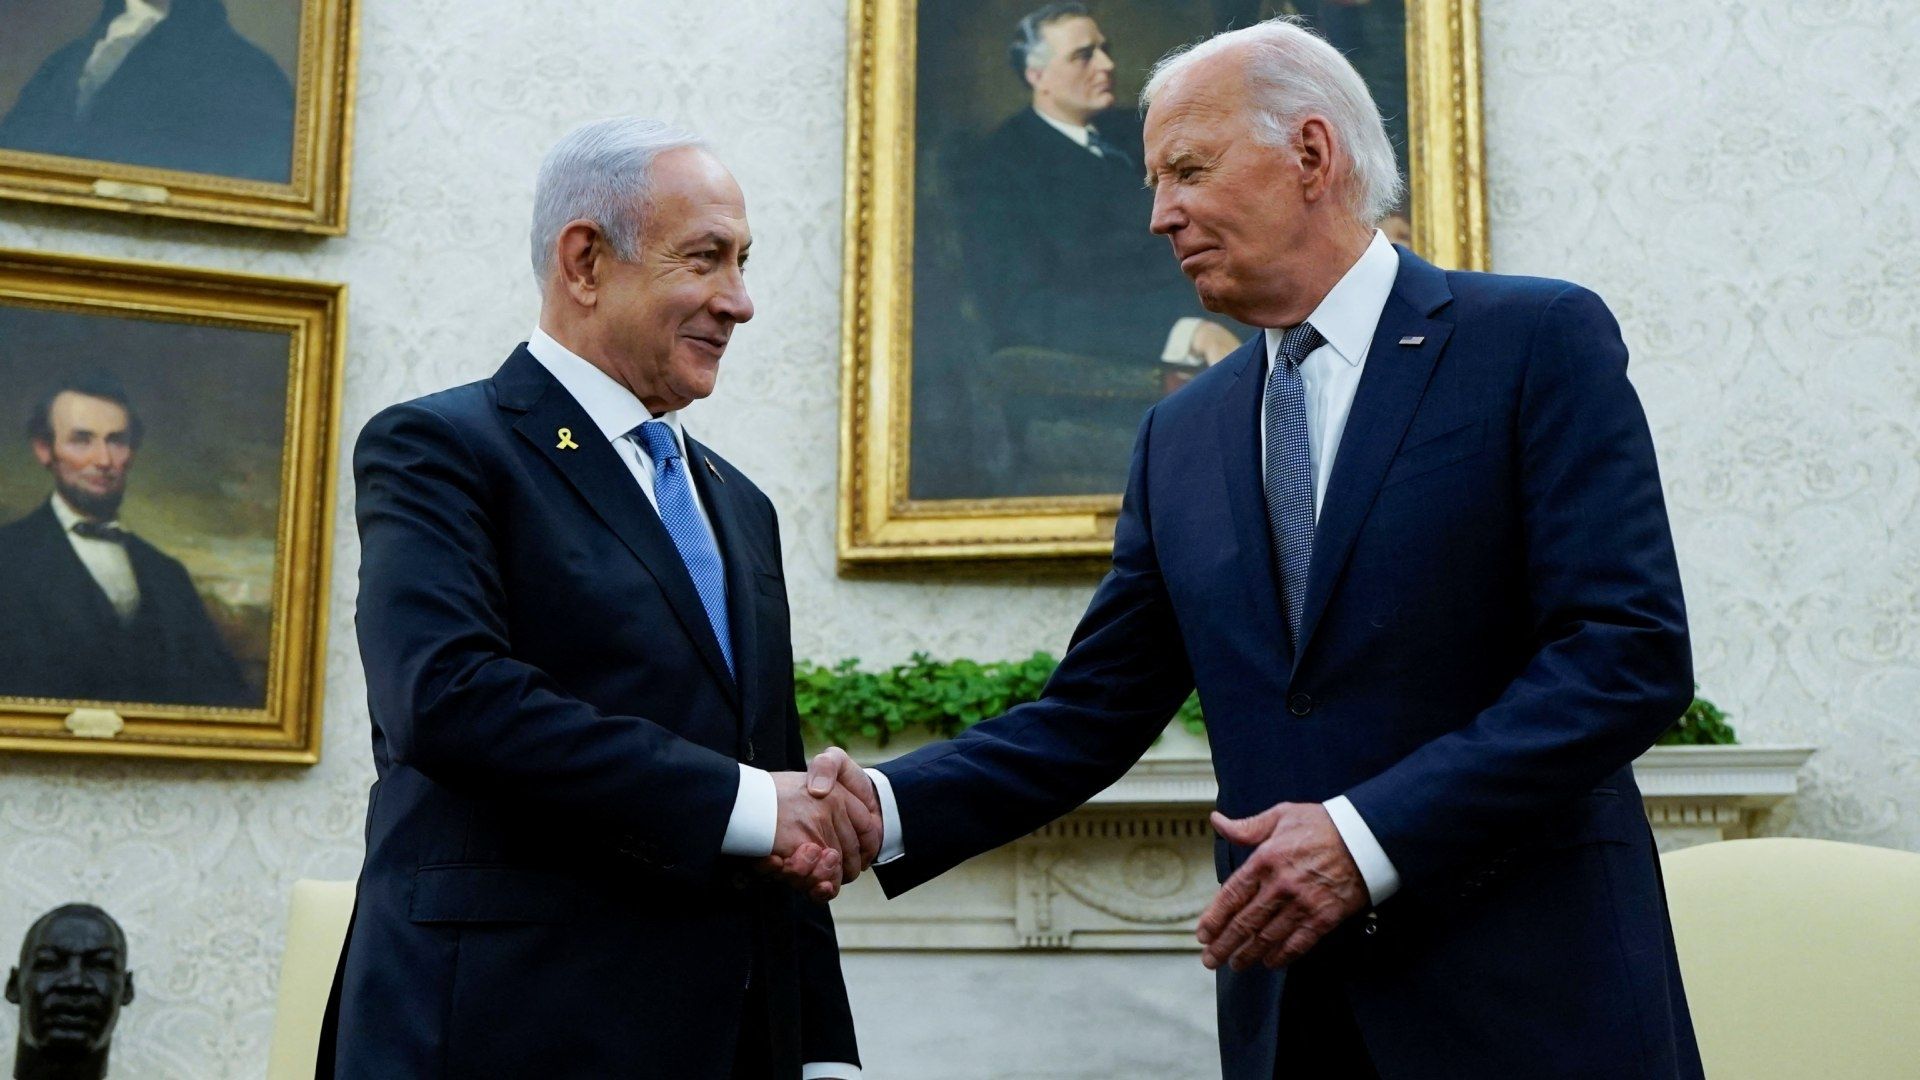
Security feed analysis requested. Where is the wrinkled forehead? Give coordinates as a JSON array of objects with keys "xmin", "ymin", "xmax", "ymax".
[
  {"xmin": 645, "ymin": 147, "xmax": 751, "ymax": 244},
  {"xmin": 1145, "ymin": 70, "xmax": 1249, "ymax": 151}
]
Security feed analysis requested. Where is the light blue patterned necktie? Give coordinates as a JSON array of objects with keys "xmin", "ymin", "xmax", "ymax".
[
  {"xmin": 634, "ymin": 420, "xmax": 734, "ymax": 678},
  {"xmin": 1263, "ymin": 323, "xmax": 1324, "ymax": 648}
]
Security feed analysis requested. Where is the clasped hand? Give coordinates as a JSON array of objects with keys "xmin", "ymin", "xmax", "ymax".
[
  {"xmin": 758, "ymin": 747, "xmax": 881, "ymax": 901},
  {"xmin": 1196, "ymin": 802, "xmax": 1368, "ymax": 971}
]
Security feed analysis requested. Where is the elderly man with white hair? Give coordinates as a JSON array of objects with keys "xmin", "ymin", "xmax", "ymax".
[
  {"xmin": 323, "ymin": 117, "xmax": 878, "ymax": 1079},
  {"xmin": 816, "ymin": 17, "xmax": 1701, "ymax": 1079}
]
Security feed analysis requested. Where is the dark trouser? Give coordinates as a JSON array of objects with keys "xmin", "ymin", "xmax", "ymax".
[{"xmin": 1274, "ymin": 954, "xmax": 1379, "ymax": 1080}]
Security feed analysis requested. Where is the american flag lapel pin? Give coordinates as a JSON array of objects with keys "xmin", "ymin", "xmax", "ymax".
[{"xmin": 1398, "ymin": 335, "xmax": 1425, "ymax": 346}]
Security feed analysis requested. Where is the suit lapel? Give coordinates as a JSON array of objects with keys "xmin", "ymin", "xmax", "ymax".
[
  {"xmin": 496, "ymin": 349, "xmax": 741, "ymax": 709},
  {"xmin": 1294, "ymin": 250, "xmax": 1455, "ymax": 666},
  {"xmin": 686, "ymin": 434, "xmax": 762, "ymax": 746},
  {"xmin": 1211, "ymin": 335, "xmax": 1294, "ymax": 671},
  {"xmin": 27, "ymin": 503, "xmax": 125, "ymax": 635}
]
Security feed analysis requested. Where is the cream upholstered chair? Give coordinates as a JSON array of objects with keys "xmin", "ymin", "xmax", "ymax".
[
  {"xmin": 266, "ymin": 879, "xmax": 356, "ymax": 1080},
  {"xmin": 1661, "ymin": 838, "xmax": 1920, "ymax": 1079}
]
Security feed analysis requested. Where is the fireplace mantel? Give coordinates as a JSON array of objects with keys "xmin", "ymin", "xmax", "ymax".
[{"xmin": 831, "ymin": 736, "xmax": 1813, "ymax": 951}]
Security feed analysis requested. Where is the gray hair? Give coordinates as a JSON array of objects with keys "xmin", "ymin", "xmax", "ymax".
[
  {"xmin": 1008, "ymin": 3, "xmax": 1090, "ymax": 85},
  {"xmin": 529, "ymin": 117, "xmax": 707, "ymax": 284},
  {"xmin": 1142, "ymin": 18, "xmax": 1404, "ymax": 225}
]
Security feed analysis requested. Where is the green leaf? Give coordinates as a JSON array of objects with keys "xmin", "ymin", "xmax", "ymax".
[{"xmin": 1659, "ymin": 686, "xmax": 1738, "ymax": 746}]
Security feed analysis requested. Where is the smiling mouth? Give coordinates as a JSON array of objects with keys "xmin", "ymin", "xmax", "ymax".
[{"xmin": 684, "ymin": 333, "xmax": 728, "ymax": 353}]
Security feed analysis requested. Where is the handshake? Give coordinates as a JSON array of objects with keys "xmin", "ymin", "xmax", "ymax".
[{"xmin": 759, "ymin": 747, "xmax": 882, "ymax": 901}]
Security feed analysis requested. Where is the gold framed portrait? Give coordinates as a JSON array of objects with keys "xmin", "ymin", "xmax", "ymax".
[
  {"xmin": 839, "ymin": 0, "xmax": 1486, "ymax": 566},
  {"xmin": 0, "ymin": 248, "xmax": 345, "ymax": 763},
  {"xmin": 0, "ymin": 0, "xmax": 357, "ymax": 234}
]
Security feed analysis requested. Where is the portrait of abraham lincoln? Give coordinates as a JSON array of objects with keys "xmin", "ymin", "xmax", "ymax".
[{"xmin": 0, "ymin": 302, "xmax": 289, "ymax": 712}]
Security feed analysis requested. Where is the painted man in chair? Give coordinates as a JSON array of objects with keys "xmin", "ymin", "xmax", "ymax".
[{"xmin": 957, "ymin": 2, "xmax": 1243, "ymax": 371}]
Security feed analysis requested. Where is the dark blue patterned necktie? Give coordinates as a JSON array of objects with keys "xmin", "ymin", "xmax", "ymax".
[
  {"xmin": 634, "ymin": 421, "xmax": 734, "ymax": 678},
  {"xmin": 1263, "ymin": 323, "xmax": 1324, "ymax": 647}
]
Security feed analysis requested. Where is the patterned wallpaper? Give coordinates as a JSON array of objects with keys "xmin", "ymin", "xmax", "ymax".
[{"xmin": 0, "ymin": 0, "xmax": 1914, "ymax": 1074}]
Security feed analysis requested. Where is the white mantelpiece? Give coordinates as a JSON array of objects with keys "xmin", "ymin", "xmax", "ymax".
[{"xmin": 832, "ymin": 736, "xmax": 1814, "ymax": 951}]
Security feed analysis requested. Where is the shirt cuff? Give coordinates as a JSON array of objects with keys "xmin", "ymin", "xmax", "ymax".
[
  {"xmin": 803, "ymin": 1064, "xmax": 861, "ymax": 1079},
  {"xmin": 1324, "ymin": 795, "xmax": 1401, "ymax": 906},
  {"xmin": 1160, "ymin": 316, "xmax": 1205, "ymax": 362},
  {"xmin": 866, "ymin": 767, "xmax": 905, "ymax": 865},
  {"xmin": 719, "ymin": 763, "xmax": 776, "ymax": 858}
]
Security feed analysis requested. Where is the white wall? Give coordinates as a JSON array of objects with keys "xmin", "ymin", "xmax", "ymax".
[{"xmin": 0, "ymin": 1, "xmax": 1915, "ymax": 1075}]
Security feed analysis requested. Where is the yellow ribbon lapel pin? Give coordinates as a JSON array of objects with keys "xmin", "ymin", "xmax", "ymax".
[{"xmin": 555, "ymin": 427, "xmax": 580, "ymax": 451}]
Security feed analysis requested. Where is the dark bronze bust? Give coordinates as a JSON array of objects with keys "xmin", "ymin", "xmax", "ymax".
[{"xmin": 5, "ymin": 905, "xmax": 134, "ymax": 1080}]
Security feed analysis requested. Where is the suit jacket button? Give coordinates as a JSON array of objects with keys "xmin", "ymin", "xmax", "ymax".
[
  {"xmin": 1287, "ymin": 693, "xmax": 1315, "ymax": 717},
  {"xmin": 744, "ymin": 743, "xmax": 756, "ymax": 763}
]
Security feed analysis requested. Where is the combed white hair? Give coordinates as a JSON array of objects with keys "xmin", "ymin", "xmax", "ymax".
[
  {"xmin": 529, "ymin": 117, "xmax": 706, "ymax": 284},
  {"xmin": 1142, "ymin": 18, "xmax": 1404, "ymax": 225}
]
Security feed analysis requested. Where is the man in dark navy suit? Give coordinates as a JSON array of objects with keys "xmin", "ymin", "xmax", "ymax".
[
  {"xmin": 816, "ymin": 18, "xmax": 1704, "ymax": 1080},
  {"xmin": 325, "ymin": 118, "xmax": 876, "ymax": 1079},
  {"xmin": 0, "ymin": 375, "xmax": 251, "ymax": 708}
]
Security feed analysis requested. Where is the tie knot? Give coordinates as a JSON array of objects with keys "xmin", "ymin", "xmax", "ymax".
[
  {"xmin": 72, "ymin": 521, "xmax": 128, "ymax": 544},
  {"xmin": 634, "ymin": 420, "xmax": 680, "ymax": 465},
  {"xmin": 1275, "ymin": 322, "xmax": 1326, "ymax": 368}
]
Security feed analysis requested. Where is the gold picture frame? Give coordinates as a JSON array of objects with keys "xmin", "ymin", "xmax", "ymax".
[
  {"xmin": 839, "ymin": 0, "xmax": 1487, "ymax": 567},
  {"xmin": 0, "ymin": 0, "xmax": 357, "ymax": 234},
  {"xmin": 0, "ymin": 248, "xmax": 345, "ymax": 763}
]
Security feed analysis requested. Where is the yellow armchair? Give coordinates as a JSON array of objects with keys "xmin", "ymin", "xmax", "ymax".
[
  {"xmin": 266, "ymin": 879, "xmax": 355, "ymax": 1080},
  {"xmin": 1661, "ymin": 838, "xmax": 1920, "ymax": 1079}
]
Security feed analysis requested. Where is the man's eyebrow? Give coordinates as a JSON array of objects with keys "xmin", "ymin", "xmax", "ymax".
[
  {"xmin": 1144, "ymin": 148, "xmax": 1198, "ymax": 188},
  {"xmin": 685, "ymin": 231, "xmax": 732, "ymax": 250}
]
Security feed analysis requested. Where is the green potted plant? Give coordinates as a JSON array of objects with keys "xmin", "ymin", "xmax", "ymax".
[{"xmin": 799, "ymin": 653, "xmax": 1736, "ymax": 752}]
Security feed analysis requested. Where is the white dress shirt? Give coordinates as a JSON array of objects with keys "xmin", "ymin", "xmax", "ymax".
[
  {"xmin": 51, "ymin": 491, "xmax": 140, "ymax": 622},
  {"xmin": 869, "ymin": 231, "xmax": 1407, "ymax": 911},
  {"xmin": 525, "ymin": 331, "xmax": 858, "ymax": 1079},
  {"xmin": 1254, "ymin": 229, "xmax": 1403, "ymax": 906},
  {"xmin": 77, "ymin": 0, "xmax": 168, "ymax": 116},
  {"xmin": 1032, "ymin": 107, "xmax": 1098, "ymax": 152}
]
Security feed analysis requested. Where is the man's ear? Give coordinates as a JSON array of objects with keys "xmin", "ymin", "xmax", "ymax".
[
  {"xmin": 5, "ymin": 967, "xmax": 20, "ymax": 1005},
  {"xmin": 120, "ymin": 970, "xmax": 134, "ymax": 1005},
  {"xmin": 1296, "ymin": 116, "xmax": 1337, "ymax": 205},
  {"xmin": 29, "ymin": 438, "xmax": 52, "ymax": 468},
  {"xmin": 1025, "ymin": 66, "xmax": 1042, "ymax": 92},
  {"xmin": 553, "ymin": 219, "xmax": 604, "ymax": 308}
]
